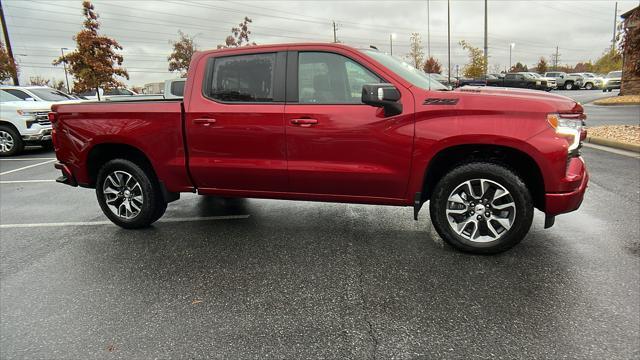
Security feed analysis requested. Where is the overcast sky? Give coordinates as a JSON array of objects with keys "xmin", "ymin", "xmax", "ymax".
[{"xmin": 2, "ymin": 0, "xmax": 638, "ymax": 87}]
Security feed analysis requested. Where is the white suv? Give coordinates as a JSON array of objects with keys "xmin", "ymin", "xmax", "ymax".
[{"xmin": 0, "ymin": 90, "xmax": 54, "ymax": 156}]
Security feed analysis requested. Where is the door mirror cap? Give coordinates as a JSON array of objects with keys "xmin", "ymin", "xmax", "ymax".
[{"xmin": 361, "ymin": 83, "xmax": 402, "ymax": 117}]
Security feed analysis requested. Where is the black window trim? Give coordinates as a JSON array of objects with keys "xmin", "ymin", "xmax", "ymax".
[
  {"xmin": 286, "ymin": 50, "xmax": 389, "ymax": 105},
  {"xmin": 202, "ymin": 51, "xmax": 287, "ymax": 105}
]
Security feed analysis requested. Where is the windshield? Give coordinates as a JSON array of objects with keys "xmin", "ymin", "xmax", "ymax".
[
  {"xmin": 0, "ymin": 90, "xmax": 24, "ymax": 102},
  {"xmin": 607, "ymin": 71, "xmax": 622, "ymax": 78},
  {"xmin": 360, "ymin": 50, "xmax": 448, "ymax": 90},
  {"xmin": 29, "ymin": 88, "xmax": 74, "ymax": 101}
]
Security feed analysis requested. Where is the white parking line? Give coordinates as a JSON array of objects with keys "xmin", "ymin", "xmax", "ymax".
[
  {"xmin": 0, "ymin": 180, "xmax": 56, "ymax": 184},
  {"xmin": 0, "ymin": 159, "xmax": 56, "ymax": 176},
  {"xmin": 0, "ymin": 215, "xmax": 250, "ymax": 229},
  {"xmin": 0, "ymin": 157, "xmax": 56, "ymax": 161}
]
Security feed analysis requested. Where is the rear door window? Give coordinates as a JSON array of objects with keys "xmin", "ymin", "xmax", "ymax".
[{"xmin": 207, "ymin": 53, "xmax": 276, "ymax": 102}]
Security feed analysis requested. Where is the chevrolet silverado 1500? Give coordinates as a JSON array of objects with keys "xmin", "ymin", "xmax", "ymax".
[{"xmin": 50, "ymin": 43, "xmax": 589, "ymax": 254}]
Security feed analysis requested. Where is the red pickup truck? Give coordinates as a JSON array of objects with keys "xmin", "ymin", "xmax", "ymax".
[{"xmin": 50, "ymin": 43, "xmax": 588, "ymax": 254}]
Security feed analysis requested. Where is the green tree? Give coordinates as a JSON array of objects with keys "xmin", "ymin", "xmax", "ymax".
[
  {"xmin": 459, "ymin": 40, "xmax": 486, "ymax": 78},
  {"xmin": 218, "ymin": 17, "xmax": 256, "ymax": 49},
  {"xmin": 0, "ymin": 41, "xmax": 18, "ymax": 83},
  {"xmin": 593, "ymin": 48, "xmax": 623, "ymax": 74},
  {"xmin": 406, "ymin": 33, "xmax": 424, "ymax": 69},
  {"xmin": 422, "ymin": 56, "xmax": 442, "ymax": 74},
  {"xmin": 535, "ymin": 57, "xmax": 548, "ymax": 74},
  {"xmin": 168, "ymin": 31, "xmax": 198, "ymax": 77},
  {"xmin": 53, "ymin": 1, "xmax": 128, "ymax": 99}
]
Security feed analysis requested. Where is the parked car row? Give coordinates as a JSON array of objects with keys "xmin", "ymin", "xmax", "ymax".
[
  {"xmin": 0, "ymin": 79, "xmax": 186, "ymax": 156},
  {"xmin": 429, "ymin": 70, "xmax": 622, "ymax": 92}
]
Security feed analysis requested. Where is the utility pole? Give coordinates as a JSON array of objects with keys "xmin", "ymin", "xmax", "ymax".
[
  {"xmin": 332, "ymin": 21, "xmax": 337, "ymax": 43},
  {"xmin": 611, "ymin": 1, "xmax": 617, "ymax": 51},
  {"xmin": 0, "ymin": 0, "xmax": 19, "ymax": 85},
  {"xmin": 426, "ymin": 0, "xmax": 431, "ymax": 63},
  {"xmin": 483, "ymin": 0, "xmax": 488, "ymax": 76},
  {"xmin": 61, "ymin": 48, "xmax": 70, "ymax": 93},
  {"xmin": 447, "ymin": 0, "xmax": 451, "ymax": 84},
  {"xmin": 389, "ymin": 33, "xmax": 396, "ymax": 56},
  {"xmin": 552, "ymin": 46, "xmax": 560, "ymax": 71}
]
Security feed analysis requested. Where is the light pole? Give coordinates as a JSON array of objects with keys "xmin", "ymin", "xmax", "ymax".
[
  {"xmin": 60, "ymin": 47, "xmax": 70, "ymax": 93},
  {"xmin": 509, "ymin": 42, "xmax": 515, "ymax": 71},
  {"xmin": 390, "ymin": 33, "xmax": 396, "ymax": 56}
]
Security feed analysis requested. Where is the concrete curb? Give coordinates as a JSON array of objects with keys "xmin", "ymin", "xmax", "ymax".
[
  {"xmin": 591, "ymin": 101, "xmax": 640, "ymax": 106},
  {"xmin": 586, "ymin": 136, "xmax": 640, "ymax": 153}
]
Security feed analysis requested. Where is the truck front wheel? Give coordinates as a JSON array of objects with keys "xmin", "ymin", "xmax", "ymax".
[
  {"xmin": 96, "ymin": 159, "xmax": 167, "ymax": 229},
  {"xmin": 0, "ymin": 125, "xmax": 23, "ymax": 157},
  {"xmin": 429, "ymin": 162, "xmax": 534, "ymax": 254}
]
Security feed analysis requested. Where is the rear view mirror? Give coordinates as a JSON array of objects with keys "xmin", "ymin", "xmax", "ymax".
[{"xmin": 362, "ymin": 83, "xmax": 402, "ymax": 117}]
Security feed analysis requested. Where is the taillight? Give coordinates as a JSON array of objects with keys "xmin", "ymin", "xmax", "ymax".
[
  {"xmin": 48, "ymin": 112, "xmax": 58, "ymax": 123},
  {"xmin": 547, "ymin": 112, "xmax": 586, "ymax": 152}
]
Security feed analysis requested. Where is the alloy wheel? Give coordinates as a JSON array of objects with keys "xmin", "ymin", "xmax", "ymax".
[
  {"xmin": 445, "ymin": 178, "xmax": 516, "ymax": 243},
  {"xmin": 0, "ymin": 130, "xmax": 15, "ymax": 153},
  {"xmin": 102, "ymin": 170, "xmax": 144, "ymax": 219}
]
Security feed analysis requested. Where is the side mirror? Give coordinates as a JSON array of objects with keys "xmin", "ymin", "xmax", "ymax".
[{"xmin": 361, "ymin": 83, "xmax": 402, "ymax": 117}]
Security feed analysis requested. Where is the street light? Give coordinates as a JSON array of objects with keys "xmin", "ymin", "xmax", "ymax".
[
  {"xmin": 60, "ymin": 47, "xmax": 71, "ymax": 94},
  {"xmin": 509, "ymin": 42, "xmax": 515, "ymax": 71},
  {"xmin": 390, "ymin": 33, "xmax": 397, "ymax": 56}
]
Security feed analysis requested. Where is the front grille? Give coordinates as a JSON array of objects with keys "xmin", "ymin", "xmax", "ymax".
[{"xmin": 33, "ymin": 111, "xmax": 51, "ymax": 126}]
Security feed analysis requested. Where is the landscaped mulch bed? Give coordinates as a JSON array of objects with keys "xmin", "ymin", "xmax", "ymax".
[
  {"xmin": 593, "ymin": 95, "xmax": 640, "ymax": 105},
  {"xmin": 587, "ymin": 125, "xmax": 640, "ymax": 146}
]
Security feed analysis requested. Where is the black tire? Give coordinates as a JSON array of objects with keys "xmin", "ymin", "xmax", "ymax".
[
  {"xmin": 41, "ymin": 140, "xmax": 54, "ymax": 151},
  {"xmin": 429, "ymin": 162, "xmax": 534, "ymax": 254},
  {"xmin": 0, "ymin": 125, "xmax": 24, "ymax": 157},
  {"xmin": 95, "ymin": 159, "xmax": 167, "ymax": 229},
  {"xmin": 564, "ymin": 82, "xmax": 573, "ymax": 90}
]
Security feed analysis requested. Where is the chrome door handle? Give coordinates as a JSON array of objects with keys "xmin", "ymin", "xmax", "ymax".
[
  {"xmin": 290, "ymin": 118, "xmax": 318, "ymax": 127},
  {"xmin": 193, "ymin": 118, "xmax": 217, "ymax": 126}
]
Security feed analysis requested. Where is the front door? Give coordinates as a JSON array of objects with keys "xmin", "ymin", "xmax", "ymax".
[
  {"xmin": 284, "ymin": 51, "xmax": 415, "ymax": 200},
  {"xmin": 186, "ymin": 51, "xmax": 288, "ymax": 193}
]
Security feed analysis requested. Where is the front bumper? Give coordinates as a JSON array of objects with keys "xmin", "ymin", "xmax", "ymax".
[
  {"xmin": 545, "ymin": 156, "xmax": 589, "ymax": 216},
  {"xmin": 22, "ymin": 127, "xmax": 52, "ymax": 142}
]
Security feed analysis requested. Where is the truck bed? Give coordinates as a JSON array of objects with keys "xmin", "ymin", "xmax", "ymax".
[{"xmin": 52, "ymin": 100, "xmax": 193, "ymax": 192}]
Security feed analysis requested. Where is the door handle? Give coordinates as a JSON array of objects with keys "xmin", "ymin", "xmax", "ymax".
[
  {"xmin": 290, "ymin": 118, "xmax": 318, "ymax": 127},
  {"xmin": 193, "ymin": 118, "xmax": 217, "ymax": 126}
]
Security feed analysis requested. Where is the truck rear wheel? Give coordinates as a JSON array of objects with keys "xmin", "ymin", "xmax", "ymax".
[
  {"xmin": 0, "ymin": 125, "xmax": 23, "ymax": 157},
  {"xmin": 429, "ymin": 162, "xmax": 534, "ymax": 254},
  {"xmin": 564, "ymin": 82, "xmax": 573, "ymax": 90},
  {"xmin": 96, "ymin": 159, "xmax": 167, "ymax": 229}
]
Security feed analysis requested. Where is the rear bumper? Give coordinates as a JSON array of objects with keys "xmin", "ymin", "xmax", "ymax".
[
  {"xmin": 54, "ymin": 162, "xmax": 77, "ymax": 187},
  {"xmin": 545, "ymin": 156, "xmax": 589, "ymax": 216}
]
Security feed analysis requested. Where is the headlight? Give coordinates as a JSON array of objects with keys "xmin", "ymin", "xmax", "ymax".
[
  {"xmin": 547, "ymin": 113, "xmax": 586, "ymax": 152},
  {"xmin": 16, "ymin": 110, "xmax": 35, "ymax": 116},
  {"xmin": 536, "ymin": 81, "xmax": 541, "ymax": 85}
]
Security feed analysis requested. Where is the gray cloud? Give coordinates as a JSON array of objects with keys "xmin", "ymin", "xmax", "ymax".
[{"xmin": 2, "ymin": 0, "xmax": 636, "ymax": 87}]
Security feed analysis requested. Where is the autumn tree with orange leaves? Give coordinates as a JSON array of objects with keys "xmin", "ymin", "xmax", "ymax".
[
  {"xmin": 168, "ymin": 31, "xmax": 198, "ymax": 77},
  {"xmin": 423, "ymin": 56, "xmax": 442, "ymax": 74},
  {"xmin": 53, "ymin": 1, "xmax": 128, "ymax": 99},
  {"xmin": 218, "ymin": 17, "xmax": 256, "ymax": 49}
]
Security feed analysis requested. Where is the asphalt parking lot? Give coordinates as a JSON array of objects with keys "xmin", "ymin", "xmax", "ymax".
[{"xmin": 1, "ymin": 90, "xmax": 639, "ymax": 359}]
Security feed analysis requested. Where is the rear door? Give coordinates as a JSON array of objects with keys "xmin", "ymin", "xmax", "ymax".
[
  {"xmin": 283, "ymin": 49, "xmax": 415, "ymax": 199},
  {"xmin": 185, "ymin": 51, "xmax": 288, "ymax": 193}
]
